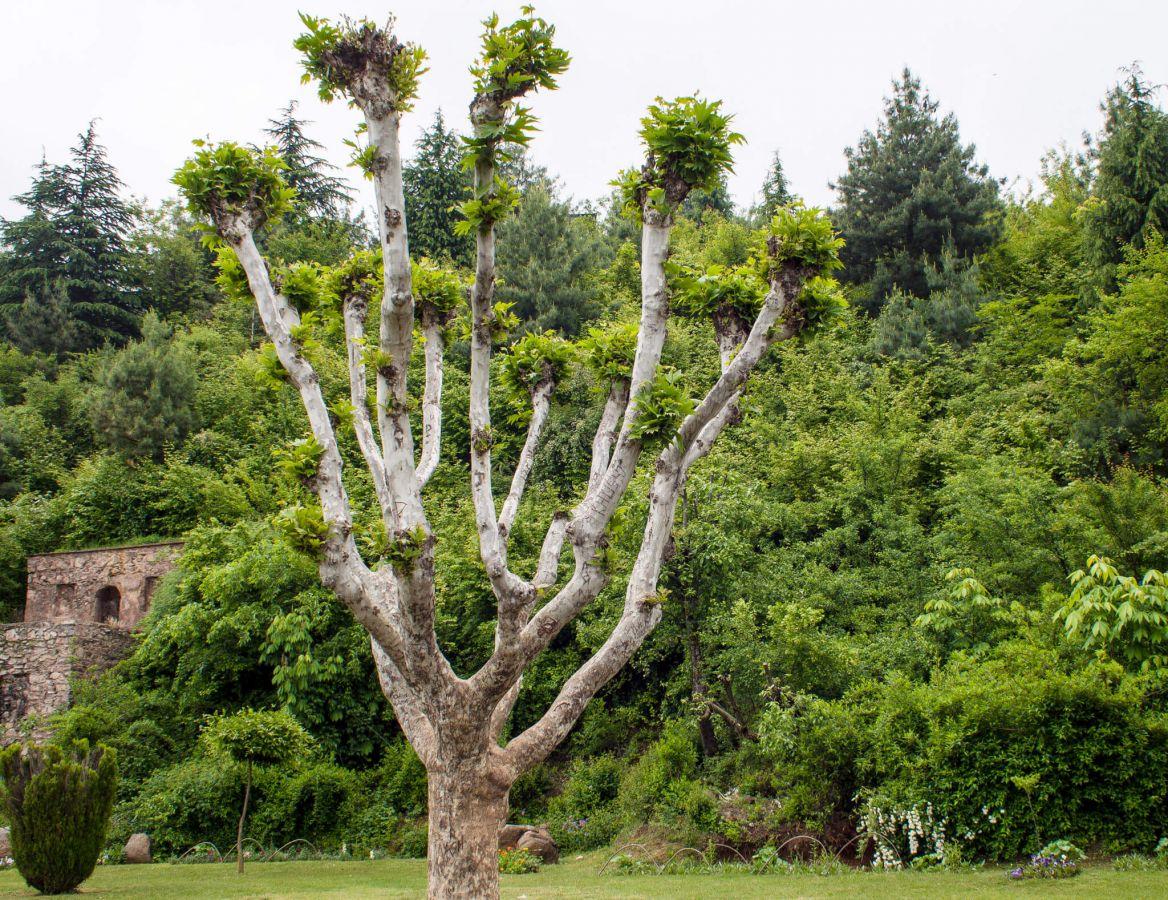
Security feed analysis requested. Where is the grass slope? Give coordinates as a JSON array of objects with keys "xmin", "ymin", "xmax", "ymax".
[{"xmin": 2, "ymin": 856, "xmax": 1167, "ymax": 898}]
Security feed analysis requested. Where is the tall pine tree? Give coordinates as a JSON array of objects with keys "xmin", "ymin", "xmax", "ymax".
[
  {"xmin": 1084, "ymin": 67, "xmax": 1168, "ymax": 268},
  {"xmin": 753, "ymin": 148, "xmax": 794, "ymax": 222},
  {"xmin": 834, "ymin": 69, "xmax": 1001, "ymax": 312},
  {"xmin": 496, "ymin": 182, "xmax": 611, "ymax": 335},
  {"xmin": 1, "ymin": 123, "xmax": 139, "ymax": 350},
  {"xmin": 264, "ymin": 101, "xmax": 353, "ymax": 219},
  {"xmin": 403, "ymin": 110, "xmax": 472, "ymax": 266}
]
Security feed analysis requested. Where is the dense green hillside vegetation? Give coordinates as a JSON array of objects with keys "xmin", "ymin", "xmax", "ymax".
[{"xmin": 2, "ymin": 66, "xmax": 1168, "ymax": 866}]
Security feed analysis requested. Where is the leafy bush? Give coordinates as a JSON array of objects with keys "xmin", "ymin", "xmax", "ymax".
[
  {"xmin": 118, "ymin": 757, "xmax": 242, "ymax": 854},
  {"xmin": 628, "ymin": 368, "xmax": 694, "ymax": 446},
  {"xmin": 548, "ymin": 756, "xmax": 623, "ymax": 851},
  {"xmin": 759, "ymin": 645, "xmax": 1168, "ymax": 858},
  {"xmin": 388, "ymin": 820, "xmax": 428, "ymax": 858},
  {"xmin": 0, "ymin": 742, "xmax": 117, "ymax": 895},
  {"xmin": 498, "ymin": 847, "xmax": 541, "ymax": 874}
]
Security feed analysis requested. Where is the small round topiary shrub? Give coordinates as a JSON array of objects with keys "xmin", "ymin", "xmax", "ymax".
[{"xmin": 0, "ymin": 741, "xmax": 118, "ymax": 895}]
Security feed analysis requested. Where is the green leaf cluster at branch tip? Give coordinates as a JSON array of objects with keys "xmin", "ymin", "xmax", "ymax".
[
  {"xmin": 470, "ymin": 6, "xmax": 570, "ymax": 102},
  {"xmin": 412, "ymin": 258, "xmax": 465, "ymax": 325},
  {"xmin": 294, "ymin": 13, "xmax": 427, "ymax": 113},
  {"xmin": 172, "ymin": 141, "xmax": 295, "ymax": 234},
  {"xmin": 457, "ymin": 7, "xmax": 569, "ymax": 235},
  {"xmin": 758, "ymin": 203, "xmax": 845, "ymax": 273},
  {"xmin": 615, "ymin": 96, "xmax": 745, "ymax": 222},
  {"xmin": 666, "ymin": 261, "xmax": 767, "ymax": 320},
  {"xmin": 500, "ymin": 331, "xmax": 573, "ymax": 404},
  {"xmin": 581, "ymin": 321, "xmax": 638, "ymax": 383}
]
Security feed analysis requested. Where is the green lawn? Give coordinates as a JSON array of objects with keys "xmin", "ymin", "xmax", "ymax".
[{"xmin": 1, "ymin": 856, "xmax": 1165, "ymax": 898}]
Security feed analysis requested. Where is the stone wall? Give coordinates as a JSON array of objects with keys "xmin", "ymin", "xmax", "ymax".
[
  {"xmin": 0, "ymin": 623, "xmax": 135, "ymax": 743},
  {"xmin": 23, "ymin": 542, "xmax": 183, "ymax": 629}
]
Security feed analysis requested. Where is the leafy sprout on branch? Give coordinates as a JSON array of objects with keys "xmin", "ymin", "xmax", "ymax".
[
  {"xmin": 628, "ymin": 367, "xmax": 696, "ymax": 446},
  {"xmin": 294, "ymin": 14, "xmax": 428, "ymax": 113},
  {"xmin": 580, "ymin": 321, "xmax": 638, "ymax": 384},
  {"xmin": 758, "ymin": 203, "xmax": 846, "ymax": 274},
  {"xmin": 666, "ymin": 262, "xmax": 767, "ymax": 320},
  {"xmin": 615, "ymin": 96, "xmax": 745, "ymax": 221},
  {"xmin": 412, "ymin": 258, "xmax": 465, "ymax": 326},
  {"xmin": 326, "ymin": 248, "xmax": 382, "ymax": 308},
  {"xmin": 499, "ymin": 331, "xmax": 574, "ymax": 401},
  {"xmin": 470, "ymin": 7, "xmax": 571, "ymax": 101},
  {"xmin": 172, "ymin": 141, "xmax": 295, "ymax": 234},
  {"xmin": 458, "ymin": 8, "xmax": 569, "ymax": 235}
]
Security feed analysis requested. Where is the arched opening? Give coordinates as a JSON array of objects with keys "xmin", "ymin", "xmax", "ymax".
[{"xmin": 95, "ymin": 586, "xmax": 121, "ymax": 624}]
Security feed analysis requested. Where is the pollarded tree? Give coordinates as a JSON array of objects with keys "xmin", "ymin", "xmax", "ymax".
[{"xmin": 174, "ymin": 11, "xmax": 843, "ymax": 898}]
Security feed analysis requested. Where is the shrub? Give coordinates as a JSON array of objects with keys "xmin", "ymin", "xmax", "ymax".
[
  {"xmin": 388, "ymin": 820, "xmax": 428, "ymax": 858},
  {"xmin": 759, "ymin": 644, "xmax": 1168, "ymax": 858},
  {"xmin": 498, "ymin": 847, "xmax": 541, "ymax": 874},
  {"xmin": 548, "ymin": 756, "xmax": 622, "ymax": 851},
  {"xmin": 117, "ymin": 757, "xmax": 241, "ymax": 854},
  {"xmin": 0, "ymin": 742, "xmax": 118, "ymax": 895}
]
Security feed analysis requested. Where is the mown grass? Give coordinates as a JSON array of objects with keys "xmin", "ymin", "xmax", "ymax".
[{"xmin": 1, "ymin": 855, "xmax": 1166, "ymax": 898}]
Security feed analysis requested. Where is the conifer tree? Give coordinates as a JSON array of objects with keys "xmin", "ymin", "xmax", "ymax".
[
  {"xmin": 87, "ymin": 312, "xmax": 198, "ymax": 460},
  {"xmin": 3, "ymin": 280, "xmax": 82, "ymax": 357},
  {"xmin": 497, "ymin": 182, "xmax": 610, "ymax": 334},
  {"xmin": 0, "ymin": 159, "xmax": 70, "ymax": 325},
  {"xmin": 403, "ymin": 110, "xmax": 472, "ymax": 265},
  {"xmin": 0, "ymin": 124, "xmax": 139, "ymax": 349},
  {"xmin": 264, "ymin": 101, "xmax": 353, "ymax": 218},
  {"xmin": 757, "ymin": 148, "xmax": 794, "ymax": 217},
  {"xmin": 57, "ymin": 123, "xmax": 139, "ymax": 342},
  {"xmin": 834, "ymin": 69, "xmax": 1001, "ymax": 312},
  {"xmin": 1084, "ymin": 67, "xmax": 1168, "ymax": 268}
]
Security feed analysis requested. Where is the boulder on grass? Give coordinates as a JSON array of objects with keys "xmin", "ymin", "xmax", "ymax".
[
  {"xmin": 123, "ymin": 833, "xmax": 152, "ymax": 864},
  {"xmin": 0, "ymin": 826, "xmax": 10, "ymax": 858},
  {"xmin": 498, "ymin": 823, "xmax": 530, "ymax": 851},
  {"xmin": 516, "ymin": 827, "xmax": 559, "ymax": 865}
]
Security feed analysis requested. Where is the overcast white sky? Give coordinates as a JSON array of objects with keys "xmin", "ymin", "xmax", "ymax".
[{"xmin": 2, "ymin": 0, "xmax": 1165, "ymax": 221}]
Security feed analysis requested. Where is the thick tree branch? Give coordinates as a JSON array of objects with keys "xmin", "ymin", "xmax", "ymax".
[
  {"xmin": 497, "ymin": 267, "xmax": 813, "ymax": 774},
  {"xmin": 365, "ymin": 111, "xmax": 427, "ymax": 529},
  {"xmin": 230, "ymin": 228, "xmax": 409, "ymax": 667},
  {"xmin": 371, "ymin": 639, "xmax": 438, "ymax": 767}
]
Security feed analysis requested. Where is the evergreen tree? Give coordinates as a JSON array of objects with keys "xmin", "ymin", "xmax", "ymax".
[
  {"xmin": 834, "ymin": 69, "xmax": 1002, "ymax": 312},
  {"xmin": 754, "ymin": 148, "xmax": 794, "ymax": 221},
  {"xmin": 264, "ymin": 101, "xmax": 353, "ymax": 218},
  {"xmin": 87, "ymin": 312, "xmax": 199, "ymax": 461},
  {"xmin": 4, "ymin": 279, "xmax": 82, "ymax": 357},
  {"xmin": 1084, "ymin": 67, "xmax": 1168, "ymax": 268},
  {"xmin": 403, "ymin": 110, "xmax": 472, "ymax": 265},
  {"xmin": 0, "ymin": 123, "xmax": 139, "ymax": 350},
  {"xmin": 679, "ymin": 172, "xmax": 735, "ymax": 223},
  {"xmin": 0, "ymin": 157, "xmax": 70, "ymax": 309},
  {"xmin": 57, "ymin": 122, "xmax": 140, "ymax": 343},
  {"xmin": 131, "ymin": 202, "xmax": 221, "ymax": 320},
  {"xmin": 496, "ymin": 183, "xmax": 611, "ymax": 335}
]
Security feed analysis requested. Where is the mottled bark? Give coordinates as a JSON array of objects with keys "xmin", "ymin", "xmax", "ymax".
[{"xmin": 426, "ymin": 763, "xmax": 508, "ymax": 900}]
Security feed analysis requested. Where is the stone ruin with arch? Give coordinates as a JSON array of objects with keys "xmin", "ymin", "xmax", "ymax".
[{"xmin": 1, "ymin": 541, "xmax": 182, "ymax": 742}]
